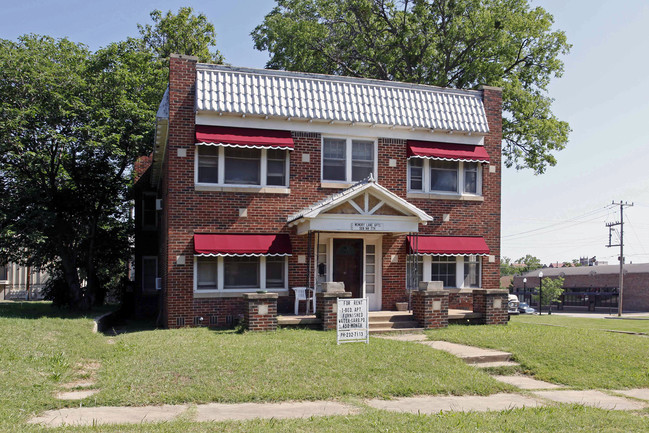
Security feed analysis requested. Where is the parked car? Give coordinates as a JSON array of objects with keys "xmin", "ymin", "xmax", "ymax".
[
  {"xmin": 508, "ymin": 294, "xmax": 520, "ymax": 315},
  {"xmin": 518, "ymin": 302, "xmax": 536, "ymax": 314}
]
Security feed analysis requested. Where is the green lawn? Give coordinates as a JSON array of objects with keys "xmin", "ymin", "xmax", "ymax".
[
  {"xmin": 3, "ymin": 301, "xmax": 649, "ymax": 432},
  {"xmin": 427, "ymin": 320, "xmax": 649, "ymax": 389},
  {"xmin": 0, "ymin": 301, "xmax": 507, "ymax": 432},
  {"xmin": 514, "ymin": 314, "xmax": 649, "ymax": 334}
]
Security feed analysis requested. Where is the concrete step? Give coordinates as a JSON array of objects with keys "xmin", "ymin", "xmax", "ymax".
[
  {"xmin": 369, "ymin": 320, "xmax": 420, "ymax": 330},
  {"xmin": 370, "ymin": 327, "xmax": 425, "ymax": 334},
  {"xmin": 474, "ymin": 361, "xmax": 520, "ymax": 368},
  {"xmin": 368, "ymin": 311, "xmax": 415, "ymax": 322},
  {"xmin": 423, "ymin": 341, "xmax": 513, "ymax": 364}
]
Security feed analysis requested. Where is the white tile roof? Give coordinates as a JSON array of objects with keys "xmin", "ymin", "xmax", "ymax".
[{"xmin": 196, "ymin": 65, "xmax": 489, "ymax": 134}]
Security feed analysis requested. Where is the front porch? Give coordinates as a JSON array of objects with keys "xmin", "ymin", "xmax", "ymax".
[{"xmin": 277, "ymin": 309, "xmax": 485, "ymax": 333}]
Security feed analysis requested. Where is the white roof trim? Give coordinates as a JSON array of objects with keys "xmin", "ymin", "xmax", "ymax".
[{"xmin": 287, "ymin": 176, "xmax": 433, "ymax": 225}]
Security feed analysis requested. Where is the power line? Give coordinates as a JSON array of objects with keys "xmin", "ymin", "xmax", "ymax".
[{"xmin": 503, "ymin": 208, "xmax": 611, "ymax": 240}]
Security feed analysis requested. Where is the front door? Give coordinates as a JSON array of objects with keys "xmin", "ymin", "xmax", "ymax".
[{"xmin": 333, "ymin": 239, "xmax": 362, "ymax": 298}]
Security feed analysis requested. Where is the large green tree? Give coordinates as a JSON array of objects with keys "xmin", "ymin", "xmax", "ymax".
[
  {"xmin": 0, "ymin": 35, "xmax": 165, "ymax": 309},
  {"xmin": 253, "ymin": 0, "xmax": 571, "ymax": 173},
  {"xmin": 138, "ymin": 6, "xmax": 223, "ymax": 63}
]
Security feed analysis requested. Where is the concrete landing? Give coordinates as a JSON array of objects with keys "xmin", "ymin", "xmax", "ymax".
[
  {"xmin": 422, "ymin": 341, "xmax": 513, "ymax": 364},
  {"xmin": 532, "ymin": 390, "xmax": 648, "ymax": 410},
  {"xmin": 55, "ymin": 390, "xmax": 99, "ymax": 401},
  {"xmin": 616, "ymin": 389, "xmax": 649, "ymax": 401},
  {"xmin": 366, "ymin": 393, "xmax": 543, "ymax": 414},
  {"xmin": 194, "ymin": 400, "xmax": 358, "ymax": 422},
  {"xmin": 493, "ymin": 375, "xmax": 563, "ymax": 390},
  {"xmin": 29, "ymin": 404, "xmax": 190, "ymax": 427}
]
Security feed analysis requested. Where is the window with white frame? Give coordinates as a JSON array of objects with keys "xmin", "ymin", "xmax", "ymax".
[
  {"xmin": 406, "ymin": 255, "xmax": 482, "ymax": 289},
  {"xmin": 432, "ymin": 256, "xmax": 457, "ymax": 288},
  {"xmin": 142, "ymin": 256, "xmax": 158, "ymax": 292},
  {"xmin": 408, "ymin": 159, "xmax": 482, "ymax": 195},
  {"xmin": 322, "ymin": 137, "xmax": 376, "ymax": 182},
  {"xmin": 196, "ymin": 145, "xmax": 289, "ymax": 187},
  {"xmin": 194, "ymin": 256, "xmax": 288, "ymax": 292},
  {"xmin": 463, "ymin": 255, "xmax": 481, "ymax": 288}
]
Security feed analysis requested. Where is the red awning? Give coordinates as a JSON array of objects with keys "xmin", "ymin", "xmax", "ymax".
[
  {"xmin": 407, "ymin": 236, "xmax": 490, "ymax": 256},
  {"xmin": 407, "ymin": 140, "xmax": 490, "ymax": 163},
  {"xmin": 195, "ymin": 125, "xmax": 294, "ymax": 150},
  {"xmin": 194, "ymin": 233, "xmax": 293, "ymax": 256}
]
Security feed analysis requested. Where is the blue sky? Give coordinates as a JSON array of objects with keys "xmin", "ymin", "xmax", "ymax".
[{"xmin": 2, "ymin": 0, "xmax": 648, "ymax": 266}]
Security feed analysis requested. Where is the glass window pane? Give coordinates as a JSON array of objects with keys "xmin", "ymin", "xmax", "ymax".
[
  {"xmin": 142, "ymin": 195, "xmax": 157, "ymax": 227},
  {"xmin": 142, "ymin": 258, "xmax": 157, "ymax": 291},
  {"xmin": 224, "ymin": 148, "xmax": 260, "ymax": 185},
  {"xmin": 267, "ymin": 159, "xmax": 286, "ymax": 186},
  {"xmin": 366, "ymin": 245, "xmax": 375, "ymax": 254},
  {"xmin": 266, "ymin": 257, "xmax": 285, "ymax": 288},
  {"xmin": 366, "ymin": 284, "xmax": 375, "ymax": 294},
  {"xmin": 224, "ymin": 257, "xmax": 259, "ymax": 289},
  {"xmin": 430, "ymin": 161, "xmax": 458, "ymax": 192},
  {"xmin": 409, "ymin": 159, "xmax": 423, "ymax": 190},
  {"xmin": 464, "ymin": 163, "xmax": 477, "ymax": 194},
  {"xmin": 351, "ymin": 140, "xmax": 373, "ymax": 181},
  {"xmin": 463, "ymin": 256, "xmax": 480, "ymax": 288},
  {"xmin": 432, "ymin": 256, "xmax": 457, "ymax": 288},
  {"xmin": 197, "ymin": 257, "xmax": 217, "ymax": 290},
  {"xmin": 198, "ymin": 146, "xmax": 219, "ymax": 183},
  {"xmin": 323, "ymin": 138, "xmax": 346, "ymax": 181}
]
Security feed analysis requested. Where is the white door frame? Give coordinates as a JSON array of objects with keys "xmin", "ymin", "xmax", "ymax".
[{"xmin": 314, "ymin": 232, "xmax": 383, "ymax": 311}]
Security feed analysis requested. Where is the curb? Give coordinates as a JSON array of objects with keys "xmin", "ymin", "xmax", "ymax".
[{"xmin": 93, "ymin": 311, "xmax": 117, "ymax": 334}]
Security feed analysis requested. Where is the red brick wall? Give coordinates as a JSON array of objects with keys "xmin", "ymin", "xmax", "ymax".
[{"xmin": 155, "ymin": 57, "xmax": 502, "ymax": 328}]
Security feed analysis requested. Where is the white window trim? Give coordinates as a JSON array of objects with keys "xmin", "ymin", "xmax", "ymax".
[
  {"xmin": 193, "ymin": 255, "xmax": 289, "ymax": 297},
  {"xmin": 409, "ymin": 255, "xmax": 482, "ymax": 289},
  {"xmin": 142, "ymin": 256, "xmax": 158, "ymax": 292},
  {"xmin": 321, "ymin": 136, "xmax": 378, "ymax": 185},
  {"xmin": 194, "ymin": 145, "xmax": 290, "ymax": 189},
  {"xmin": 407, "ymin": 158, "xmax": 482, "ymax": 197}
]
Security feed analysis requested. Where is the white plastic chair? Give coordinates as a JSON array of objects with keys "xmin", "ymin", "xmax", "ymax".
[{"xmin": 291, "ymin": 287, "xmax": 314, "ymax": 315}]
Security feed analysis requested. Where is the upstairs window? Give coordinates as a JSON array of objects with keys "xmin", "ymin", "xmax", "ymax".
[
  {"xmin": 322, "ymin": 137, "xmax": 376, "ymax": 183},
  {"xmin": 141, "ymin": 193, "xmax": 157, "ymax": 230},
  {"xmin": 409, "ymin": 159, "xmax": 482, "ymax": 195},
  {"xmin": 196, "ymin": 146, "xmax": 289, "ymax": 188}
]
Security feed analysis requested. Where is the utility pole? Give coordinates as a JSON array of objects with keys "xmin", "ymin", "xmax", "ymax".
[{"xmin": 606, "ymin": 201, "xmax": 634, "ymax": 316}]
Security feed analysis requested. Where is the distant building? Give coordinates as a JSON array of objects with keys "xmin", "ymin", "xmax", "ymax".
[
  {"xmin": 512, "ymin": 263, "xmax": 649, "ymax": 312},
  {"xmin": 0, "ymin": 264, "xmax": 48, "ymax": 300}
]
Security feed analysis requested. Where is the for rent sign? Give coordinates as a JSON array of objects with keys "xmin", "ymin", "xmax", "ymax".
[{"xmin": 337, "ymin": 298, "xmax": 369, "ymax": 344}]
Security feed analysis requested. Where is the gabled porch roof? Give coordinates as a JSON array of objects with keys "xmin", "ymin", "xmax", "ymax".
[{"xmin": 287, "ymin": 176, "xmax": 433, "ymax": 234}]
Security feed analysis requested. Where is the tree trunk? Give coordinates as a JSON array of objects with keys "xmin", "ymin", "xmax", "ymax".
[{"xmin": 59, "ymin": 250, "xmax": 87, "ymax": 311}]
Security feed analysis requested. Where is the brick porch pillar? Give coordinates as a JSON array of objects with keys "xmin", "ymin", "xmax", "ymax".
[
  {"xmin": 412, "ymin": 281, "xmax": 449, "ymax": 329},
  {"xmin": 473, "ymin": 289, "xmax": 508, "ymax": 325},
  {"xmin": 243, "ymin": 293, "xmax": 278, "ymax": 331},
  {"xmin": 316, "ymin": 282, "xmax": 352, "ymax": 331}
]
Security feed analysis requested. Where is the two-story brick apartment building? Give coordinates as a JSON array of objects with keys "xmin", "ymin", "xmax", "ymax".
[{"xmin": 134, "ymin": 54, "xmax": 502, "ymax": 328}]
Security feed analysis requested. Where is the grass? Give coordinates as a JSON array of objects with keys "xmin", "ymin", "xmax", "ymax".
[
  {"xmin": 514, "ymin": 314, "xmax": 649, "ymax": 334},
  {"xmin": 427, "ymin": 320, "xmax": 649, "ymax": 389},
  {"xmin": 3, "ymin": 301, "xmax": 649, "ymax": 432},
  {"xmin": 0, "ymin": 301, "xmax": 507, "ymax": 432}
]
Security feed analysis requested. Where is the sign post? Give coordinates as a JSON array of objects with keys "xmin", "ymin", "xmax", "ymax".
[{"xmin": 337, "ymin": 297, "xmax": 369, "ymax": 344}]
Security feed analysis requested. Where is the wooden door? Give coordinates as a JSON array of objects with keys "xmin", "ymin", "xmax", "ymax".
[{"xmin": 333, "ymin": 239, "xmax": 362, "ymax": 298}]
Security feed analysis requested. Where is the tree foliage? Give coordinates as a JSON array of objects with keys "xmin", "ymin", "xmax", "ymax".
[
  {"xmin": 0, "ymin": 35, "xmax": 165, "ymax": 309},
  {"xmin": 538, "ymin": 276, "xmax": 564, "ymax": 306},
  {"xmin": 138, "ymin": 7, "xmax": 223, "ymax": 63},
  {"xmin": 252, "ymin": 0, "xmax": 571, "ymax": 173}
]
